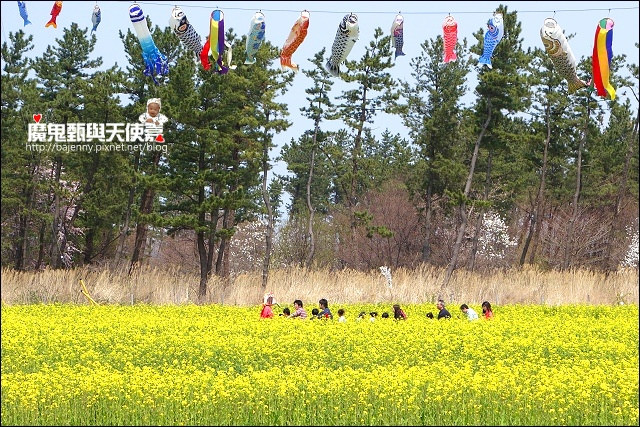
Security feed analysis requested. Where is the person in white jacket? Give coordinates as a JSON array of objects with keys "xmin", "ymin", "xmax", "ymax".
[{"xmin": 460, "ymin": 304, "xmax": 479, "ymax": 321}]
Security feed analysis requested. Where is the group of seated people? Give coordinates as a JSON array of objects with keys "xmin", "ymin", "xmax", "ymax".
[
  {"xmin": 260, "ymin": 295, "xmax": 495, "ymax": 321},
  {"xmin": 428, "ymin": 299, "xmax": 494, "ymax": 320}
]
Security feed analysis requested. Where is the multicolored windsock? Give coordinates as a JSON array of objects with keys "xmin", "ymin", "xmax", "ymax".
[
  {"xmin": 592, "ymin": 17, "xmax": 616, "ymax": 100},
  {"xmin": 200, "ymin": 9, "xmax": 236, "ymax": 74}
]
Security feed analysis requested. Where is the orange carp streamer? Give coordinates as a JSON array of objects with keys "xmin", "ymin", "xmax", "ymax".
[{"xmin": 280, "ymin": 10, "xmax": 310, "ymax": 72}]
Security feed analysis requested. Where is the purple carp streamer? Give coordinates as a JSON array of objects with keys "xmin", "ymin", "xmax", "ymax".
[{"xmin": 390, "ymin": 14, "xmax": 405, "ymax": 59}]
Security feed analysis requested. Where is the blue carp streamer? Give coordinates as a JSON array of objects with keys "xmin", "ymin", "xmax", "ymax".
[{"xmin": 129, "ymin": 3, "xmax": 169, "ymax": 84}]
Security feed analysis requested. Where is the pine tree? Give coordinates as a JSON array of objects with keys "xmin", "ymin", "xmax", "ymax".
[
  {"xmin": 443, "ymin": 5, "xmax": 531, "ymax": 286},
  {"xmin": 298, "ymin": 48, "xmax": 334, "ymax": 267},
  {"xmin": 1, "ymin": 30, "xmax": 40, "ymax": 269},
  {"xmin": 332, "ymin": 27, "xmax": 399, "ymax": 217},
  {"xmin": 32, "ymin": 23, "xmax": 103, "ymax": 269},
  {"xmin": 400, "ymin": 33, "xmax": 471, "ymax": 264}
]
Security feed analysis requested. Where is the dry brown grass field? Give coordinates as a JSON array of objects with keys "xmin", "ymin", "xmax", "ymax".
[{"xmin": 1, "ymin": 265, "xmax": 637, "ymax": 307}]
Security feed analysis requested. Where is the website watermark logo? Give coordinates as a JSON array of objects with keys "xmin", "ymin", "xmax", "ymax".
[{"xmin": 27, "ymin": 99, "xmax": 169, "ymax": 154}]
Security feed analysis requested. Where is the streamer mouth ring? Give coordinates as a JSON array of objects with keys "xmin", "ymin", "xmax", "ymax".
[{"xmin": 178, "ymin": 16, "xmax": 189, "ymax": 32}]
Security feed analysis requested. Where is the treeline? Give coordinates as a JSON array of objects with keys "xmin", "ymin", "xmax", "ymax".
[{"xmin": 2, "ymin": 5, "xmax": 638, "ymax": 300}]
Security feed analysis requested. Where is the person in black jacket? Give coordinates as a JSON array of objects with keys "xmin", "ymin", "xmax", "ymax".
[{"xmin": 436, "ymin": 299, "xmax": 451, "ymax": 320}]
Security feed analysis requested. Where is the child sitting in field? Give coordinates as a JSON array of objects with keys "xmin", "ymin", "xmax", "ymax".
[
  {"xmin": 369, "ymin": 312, "xmax": 378, "ymax": 322},
  {"xmin": 338, "ymin": 308, "xmax": 346, "ymax": 322}
]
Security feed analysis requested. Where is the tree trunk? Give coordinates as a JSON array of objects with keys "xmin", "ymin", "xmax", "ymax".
[
  {"xmin": 420, "ymin": 180, "xmax": 433, "ymax": 263},
  {"xmin": 442, "ymin": 100, "xmax": 492, "ymax": 290},
  {"xmin": 128, "ymin": 151, "xmax": 161, "ymax": 275},
  {"xmin": 116, "ymin": 152, "xmax": 140, "ymax": 267},
  {"xmin": 261, "ymin": 114, "xmax": 274, "ymax": 290},
  {"xmin": 305, "ymin": 119, "xmax": 320, "ymax": 268},
  {"xmin": 562, "ymin": 101, "xmax": 590, "ymax": 270},
  {"xmin": 50, "ymin": 156, "xmax": 63, "ymax": 268},
  {"xmin": 468, "ymin": 150, "xmax": 493, "ymax": 271},
  {"xmin": 603, "ymin": 108, "xmax": 638, "ymax": 271},
  {"xmin": 36, "ymin": 222, "xmax": 46, "ymax": 270},
  {"xmin": 197, "ymin": 230, "xmax": 209, "ymax": 302},
  {"xmin": 83, "ymin": 227, "xmax": 95, "ymax": 264},
  {"xmin": 521, "ymin": 103, "xmax": 551, "ymax": 265},
  {"xmin": 15, "ymin": 211, "xmax": 29, "ymax": 270},
  {"xmin": 349, "ymin": 92, "xmax": 368, "ymax": 210},
  {"xmin": 216, "ymin": 208, "xmax": 231, "ymax": 276},
  {"xmin": 468, "ymin": 213, "xmax": 482, "ymax": 272}
]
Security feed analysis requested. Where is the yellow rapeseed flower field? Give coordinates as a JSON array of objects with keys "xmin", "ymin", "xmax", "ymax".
[{"xmin": 1, "ymin": 303, "xmax": 638, "ymax": 425}]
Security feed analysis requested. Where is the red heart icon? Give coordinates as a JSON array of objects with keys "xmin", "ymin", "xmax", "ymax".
[
  {"xmin": 155, "ymin": 134, "xmax": 165, "ymax": 143},
  {"xmin": 33, "ymin": 114, "xmax": 42, "ymax": 123}
]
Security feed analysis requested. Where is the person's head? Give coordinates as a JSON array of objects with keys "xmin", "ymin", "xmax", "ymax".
[
  {"xmin": 358, "ymin": 311, "xmax": 366, "ymax": 318},
  {"xmin": 482, "ymin": 301, "xmax": 492, "ymax": 313},
  {"xmin": 426, "ymin": 312, "xmax": 434, "ymax": 319},
  {"xmin": 147, "ymin": 98, "xmax": 161, "ymax": 117},
  {"xmin": 370, "ymin": 312, "xmax": 378, "ymax": 317},
  {"xmin": 282, "ymin": 307, "xmax": 290, "ymax": 316},
  {"xmin": 460, "ymin": 304, "xmax": 469, "ymax": 312},
  {"xmin": 319, "ymin": 298, "xmax": 328, "ymax": 309},
  {"xmin": 437, "ymin": 299, "xmax": 445, "ymax": 310},
  {"xmin": 311, "ymin": 308, "xmax": 319, "ymax": 316},
  {"xmin": 294, "ymin": 299, "xmax": 303, "ymax": 308},
  {"xmin": 381, "ymin": 312, "xmax": 389, "ymax": 318},
  {"xmin": 338, "ymin": 308, "xmax": 345, "ymax": 317},
  {"xmin": 266, "ymin": 296, "xmax": 273, "ymax": 305}
]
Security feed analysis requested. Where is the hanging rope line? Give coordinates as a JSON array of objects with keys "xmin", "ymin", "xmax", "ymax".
[{"xmin": 121, "ymin": 1, "xmax": 639, "ymax": 15}]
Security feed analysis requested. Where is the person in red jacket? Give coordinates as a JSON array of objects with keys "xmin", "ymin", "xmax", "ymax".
[
  {"xmin": 260, "ymin": 294, "xmax": 275, "ymax": 319},
  {"xmin": 482, "ymin": 301, "xmax": 494, "ymax": 319}
]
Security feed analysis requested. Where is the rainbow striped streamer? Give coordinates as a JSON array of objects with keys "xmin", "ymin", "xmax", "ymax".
[
  {"xmin": 210, "ymin": 9, "xmax": 228, "ymax": 74},
  {"xmin": 591, "ymin": 18, "xmax": 616, "ymax": 100},
  {"xmin": 200, "ymin": 9, "xmax": 230, "ymax": 73}
]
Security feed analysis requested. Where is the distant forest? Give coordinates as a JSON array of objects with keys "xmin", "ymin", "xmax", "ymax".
[{"xmin": 2, "ymin": 5, "xmax": 638, "ymax": 299}]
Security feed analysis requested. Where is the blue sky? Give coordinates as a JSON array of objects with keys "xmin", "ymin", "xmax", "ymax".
[{"xmin": 2, "ymin": 1, "xmax": 639, "ymax": 186}]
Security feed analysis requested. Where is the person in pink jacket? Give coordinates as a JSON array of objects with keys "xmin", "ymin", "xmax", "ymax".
[{"xmin": 260, "ymin": 295, "xmax": 275, "ymax": 319}]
